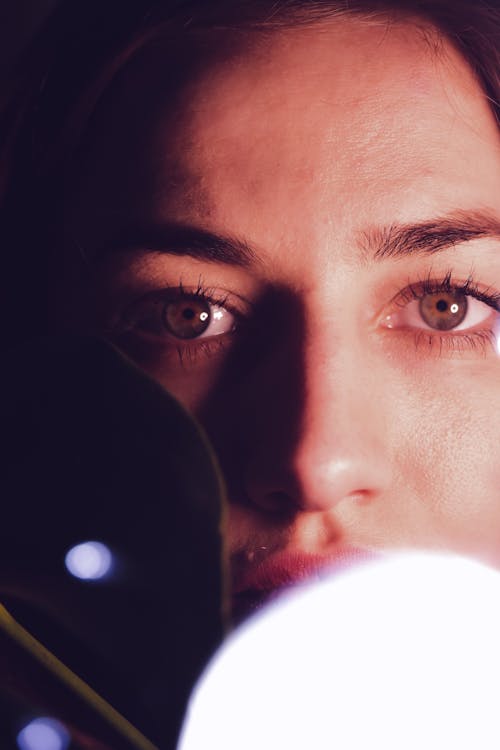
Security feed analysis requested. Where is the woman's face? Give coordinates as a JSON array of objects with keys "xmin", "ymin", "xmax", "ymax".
[{"xmin": 56, "ymin": 17, "xmax": 500, "ymax": 620}]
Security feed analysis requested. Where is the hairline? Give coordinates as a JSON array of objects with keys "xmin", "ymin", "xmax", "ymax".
[{"xmin": 59, "ymin": 6, "xmax": 473, "ymax": 174}]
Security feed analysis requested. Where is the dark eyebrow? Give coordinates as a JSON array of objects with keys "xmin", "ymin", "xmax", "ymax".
[
  {"xmin": 360, "ymin": 210, "xmax": 500, "ymax": 261},
  {"xmin": 94, "ymin": 210, "xmax": 500, "ymax": 267},
  {"xmin": 97, "ymin": 222, "xmax": 259, "ymax": 267}
]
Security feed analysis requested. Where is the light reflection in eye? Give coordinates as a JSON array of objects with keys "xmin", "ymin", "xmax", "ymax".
[
  {"xmin": 385, "ymin": 293, "xmax": 491, "ymax": 333},
  {"xmin": 121, "ymin": 288, "xmax": 238, "ymax": 342}
]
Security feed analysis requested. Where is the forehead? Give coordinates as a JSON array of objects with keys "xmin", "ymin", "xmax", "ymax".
[{"xmin": 67, "ymin": 17, "xmax": 500, "ymax": 263}]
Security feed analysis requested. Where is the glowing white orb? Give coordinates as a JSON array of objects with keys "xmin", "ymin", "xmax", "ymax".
[
  {"xmin": 64, "ymin": 541, "xmax": 112, "ymax": 580},
  {"xmin": 178, "ymin": 553, "xmax": 500, "ymax": 750},
  {"xmin": 17, "ymin": 718, "xmax": 70, "ymax": 750}
]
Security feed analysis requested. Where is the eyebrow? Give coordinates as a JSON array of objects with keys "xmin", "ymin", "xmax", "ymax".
[
  {"xmin": 96, "ymin": 209, "xmax": 500, "ymax": 267},
  {"xmin": 360, "ymin": 210, "xmax": 500, "ymax": 261},
  {"xmin": 98, "ymin": 222, "xmax": 258, "ymax": 267}
]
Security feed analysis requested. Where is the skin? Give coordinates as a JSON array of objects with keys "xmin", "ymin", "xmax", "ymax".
[{"xmin": 54, "ymin": 15, "xmax": 500, "ymax": 616}]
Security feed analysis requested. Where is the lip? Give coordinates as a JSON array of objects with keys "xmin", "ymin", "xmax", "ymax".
[{"xmin": 231, "ymin": 547, "xmax": 379, "ymax": 623}]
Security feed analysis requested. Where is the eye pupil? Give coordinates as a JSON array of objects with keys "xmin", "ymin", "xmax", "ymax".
[
  {"xmin": 419, "ymin": 291, "xmax": 467, "ymax": 331},
  {"xmin": 163, "ymin": 297, "xmax": 212, "ymax": 339}
]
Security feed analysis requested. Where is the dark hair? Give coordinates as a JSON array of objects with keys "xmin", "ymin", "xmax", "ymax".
[{"xmin": 0, "ymin": 0, "xmax": 499, "ymax": 349}]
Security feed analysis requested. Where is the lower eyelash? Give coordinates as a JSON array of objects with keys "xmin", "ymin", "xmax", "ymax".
[
  {"xmin": 174, "ymin": 336, "xmax": 233, "ymax": 367},
  {"xmin": 412, "ymin": 329, "xmax": 498, "ymax": 357}
]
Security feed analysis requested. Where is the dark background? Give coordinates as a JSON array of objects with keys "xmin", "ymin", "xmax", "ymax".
[{"xmin": 0, "ymin": 0, "xmax": 57, "ymax": 86}]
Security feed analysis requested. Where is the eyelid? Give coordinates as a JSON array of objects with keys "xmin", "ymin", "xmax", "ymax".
[
  {"xmin": 155, "ymin": 283, "xmax": 251, "ymax": 313},
  {"xmin": 381, "ymin": 274, "xmax": 500, "ymax": 333},
  {"xmin": 119, "ymin": 283, "xmax": 250, "ymax": 342},
  {"xmin": 392, "ymin": 272, "xmax": 500, "ymax": 311},
  {"xmin": 177, "ymin": 298, "xmax": 237, "ymax": 340},
  {"xmin": 383, "ymin": 296, "xmax": 495, "ymax": 333}
]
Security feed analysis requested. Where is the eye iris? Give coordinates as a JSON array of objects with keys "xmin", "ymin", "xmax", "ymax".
[
  {"xmin": 163, "ymin": 298, "xmax": 211, "ymax": 339},
  {"xmin": 419, "ymin": 291, "xmax": 467, "ymax": 331}
]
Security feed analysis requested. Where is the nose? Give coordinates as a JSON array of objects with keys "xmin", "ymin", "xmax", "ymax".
[{"xmin": 244, "ymin": 337, "xmax": 391, "ymax": 515}]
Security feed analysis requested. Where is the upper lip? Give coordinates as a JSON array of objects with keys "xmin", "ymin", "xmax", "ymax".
[{"xmin": 232, "ymin": 546, "xmax": 379, "ymax": 596}]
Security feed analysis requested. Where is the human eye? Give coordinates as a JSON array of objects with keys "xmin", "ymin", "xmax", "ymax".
[
  {"xmin": 381, "ymin": 271, "xmax": 500, "ymax": 356},
  {"xmin": 114, "ymin": 280, "xmax": 246, "ymax": 365}
]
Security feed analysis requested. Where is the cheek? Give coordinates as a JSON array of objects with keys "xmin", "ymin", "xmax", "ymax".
[
  {"xmin": 122, "ymin": 355, "xmax": 232, "ymax": 414},
  {"xmin": 396, "ymin": 372, "xmax": 500, "ymax": 563}
]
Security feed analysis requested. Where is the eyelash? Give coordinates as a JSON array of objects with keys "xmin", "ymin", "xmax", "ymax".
[
  {"xmin": 397, "ymin": 270, "xmax": 500, "ymax": 309},
  {"xmin": 393, "ymin": 270, "xmax": 500, "ymax": 355},
  {"xmin": 176, "ymin": 281, "xmax": 242, "ymax": 364},
  {"xmin": 118, "ymin": 280, "xmax": 243, "ymax": 366},
  {"xmin": 178, "ymin": 279, "xmax": 233, "ymax": 316},
  {"xmin": 116, "ymin": 270, "xmax": 500, "ymax": 366}
]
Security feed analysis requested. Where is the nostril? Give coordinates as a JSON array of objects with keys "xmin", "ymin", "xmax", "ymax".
[
  {"xmin": 343, "ymin": 489, "xmax": 375, "ymax": 506},
  {"xmin": 258, "ymin": 490, "xmax": 298, "ymax": 516}
]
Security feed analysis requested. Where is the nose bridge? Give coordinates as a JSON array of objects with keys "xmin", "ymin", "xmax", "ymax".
[
  {"xmin": 295, "ymin": 328, "xmax": 385, "ymax": 489},
  {"xmin": 244, "ymin": 314, "xmax": 391, "ymax": 515},
  {"xmin": 308, "ymin": 318, "xmax": 381, "ymax": 433}
]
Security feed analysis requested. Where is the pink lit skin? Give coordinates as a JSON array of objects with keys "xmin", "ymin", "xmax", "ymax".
[{"xmin": 54, "ymin": 16, "xmax": 500, "ymax": 623}]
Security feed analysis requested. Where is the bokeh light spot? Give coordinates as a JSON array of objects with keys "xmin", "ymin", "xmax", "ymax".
[
  {"xmin": 17, "ymin": 718, "xmax": 70, "ymax": 750},
  {"xmin": 179, "ymin": 553, "xmax": 500, "ymax": 750},
  {"xmin": 64, "ymin": 541, "xmax": 112, "ymax": 580}
]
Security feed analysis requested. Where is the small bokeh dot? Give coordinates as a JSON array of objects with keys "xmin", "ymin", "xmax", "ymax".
[
  {"xmin": 17, "ymin": 717, "xmax": 70, "ymax": 750},
  {"xmin": 64, "ymin": 541, "xmax": 113, "ymax": 580}
]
